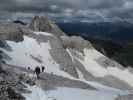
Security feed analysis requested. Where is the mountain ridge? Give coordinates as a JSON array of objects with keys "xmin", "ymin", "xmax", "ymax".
[
  {"xmin": 0, "ymin": 16, "xmax": 133, "ymax": 100},
  {"xmin": 57, "ymin": 21, "xmax": 133, "ymax": 44}
]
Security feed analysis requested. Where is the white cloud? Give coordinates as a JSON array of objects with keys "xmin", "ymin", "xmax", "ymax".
[{"xmin": 50, "ymin": 5, "xmax": 58, "ymax": 10}]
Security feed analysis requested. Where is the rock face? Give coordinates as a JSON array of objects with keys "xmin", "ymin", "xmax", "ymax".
[
  {"xmin": 0, "ymin": 65, "xmax": 26, "ymax": 100},
  {"xmin": 115, "ymin": 94, "xmax": 133, "ymax": 100},
  {"xmin": 50, "ymin": 48, "xmax": 79, "ymax": 78},
  {"xmin": 39, "ymin": 73, "xmax": 96, "ymax": 90},
  {"xmin": 29, "ymin": 16, "xmax": 65, "ymax": 37},
  {"xmin": 0, "ymin": 23, "xmax": 24, "ymax": 42},
  {"xmin": 61, "ymin": 35, "xmax": 93, "ymax": 52},
  {"xmin": 0, "ymin": 63, "xmax": 37, "ymax": 100},
  {"xmin": 0, "ymin": 81, "xmax": 25, "ymax": 100},
  {"xmin": 0, "ymin": 23, "xmax": 32, "ymax": 42}
]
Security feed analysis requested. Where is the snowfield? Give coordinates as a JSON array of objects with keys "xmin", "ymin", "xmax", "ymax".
[
  {"xmin": 1, "ymin": 32, "xmax": 73, "ymax": 78},
  {"xmin": 1, "ymin": 31, "xmax": 133, "ymax": 100},
  {"xmin": 23, "ymin": 84, "xmax": 129, "ymax": 100},
  {"xmin": 75, "ymin": 48, "xmax": 133, "ymax": 87},
  {"xmin": 47, "ymin": 87, "xmax": 118, "ymax": 100}
]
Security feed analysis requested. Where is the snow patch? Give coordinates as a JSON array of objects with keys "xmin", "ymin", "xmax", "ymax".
[
  {"xmin": 23, "ymin": 85, "xmax": 47, "ymax": 100},
  {"xmin": 47, "ymin": 87, "xmax": 118, "ymax": 100},
  {"xmin": 33, "ymin": 31, "xmax": 53, "ymax": 36},
  {"xmin": 76, "ymin": 68, "xmax": 85, "ymax": 80},
  {"xmin": 66, "ymin": 49, "xmax": 74, "ymax": 62},
  {"xmin": 107, "ymin": 67, "xmax": 133, "ymax": 88},
  {"xmin": 78, "ymin": 49, "xmax": 107, "ymax": 77}
]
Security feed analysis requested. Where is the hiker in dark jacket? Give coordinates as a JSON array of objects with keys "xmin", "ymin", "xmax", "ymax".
[
  {"xmin": 41, "ymin": 66, "xmax": 45, "ymax": 72},
  {"xmin": 28, "ymin": 67, "xmax": 30, "ymax": 70},
  {"xmin": 35, "ymin": 66, "xmax": 41, "ymax": 79}
]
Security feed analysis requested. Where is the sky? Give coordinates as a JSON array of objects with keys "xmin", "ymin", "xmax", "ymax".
[{"xmin": 0, "ymin": 0, "xmax": 133, "ymax": 22}]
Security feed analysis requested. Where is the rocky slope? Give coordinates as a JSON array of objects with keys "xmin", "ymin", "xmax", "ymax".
[
  {"xmin": 0, "ymin": 62, "xmax": 36, "ymax": 100},
  {"xmin": 0, "ymin": 16, "xmax": 133, "ymax": 100},
  {"xmin": 85, "ymin": 38, "xmax": 133, "ymax": 68}
]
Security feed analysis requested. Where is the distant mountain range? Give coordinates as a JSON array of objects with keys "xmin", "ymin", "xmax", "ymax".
[{"xmin": 57, "ymin": 21, "xmax": 133, "ymax": 44}]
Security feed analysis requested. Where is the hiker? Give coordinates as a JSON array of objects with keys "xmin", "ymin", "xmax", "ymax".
[
  {"xmin": 41, "ymin": 66, "xmax": 45, "ymax": 72},
  {"xmin": 28, "ymin": 67, "xmax": 30, "ymax": 70},
  {"xmin": 34, "ymin": 66, "xmax": 41, "ymax": 79}
]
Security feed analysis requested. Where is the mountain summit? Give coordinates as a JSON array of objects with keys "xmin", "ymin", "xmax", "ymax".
[{"xmin": 29, "ymin": 16, "xmax": 65, "ymax": 37}]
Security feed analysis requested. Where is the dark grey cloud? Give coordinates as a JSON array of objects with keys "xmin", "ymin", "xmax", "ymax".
[
  {"xmin": 87, "ymin": 0, "xmax": 124, "ymax": 9},
  {"xmin": 0, "ymin": 0, "xmax": 133, "ymax": 22}
]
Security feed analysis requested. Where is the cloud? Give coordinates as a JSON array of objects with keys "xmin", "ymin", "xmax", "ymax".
[
  {"xmin": 0, "ymin": 0, "xmax": 133, "ymax": 22},
  {"xmin": 87, "ymin": 0, "xmax": 124, "ymax": 9}
]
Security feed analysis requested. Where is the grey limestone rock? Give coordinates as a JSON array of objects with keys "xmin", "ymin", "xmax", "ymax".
[
  {"xmin": 61, "ymin": 35, "xmax": 93, "ymax": 52},
  {"xmin": 29, "ymin": 16, "xmax": 65, "ymax": 37},
  {"xmin": 115, "ymin": 94, "xmax": 133, "ymax": 100}
]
